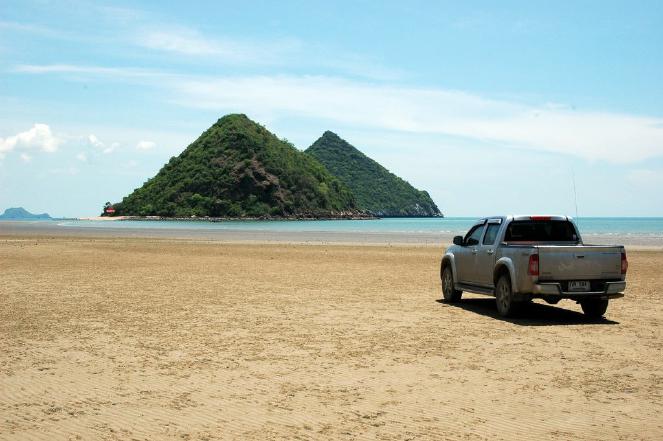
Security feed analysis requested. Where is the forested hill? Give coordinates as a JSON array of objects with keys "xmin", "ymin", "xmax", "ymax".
[
  {"xmin": 106, "ymin": 115, "xmax": 359, "ymax": 218},
  {"xmin": 305, "ymin": 131, "xmax": 442, "ymax": 217}
]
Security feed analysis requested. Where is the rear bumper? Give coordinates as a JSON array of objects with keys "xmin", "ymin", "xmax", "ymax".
[{"xmin": 532, "ymin": 281, "xmax": 626, "ymax": 298}]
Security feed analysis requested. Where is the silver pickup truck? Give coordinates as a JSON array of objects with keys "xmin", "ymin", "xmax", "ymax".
[{"xmin": 440, "ymin": 215, "xmax": 628, "ymax": 318}]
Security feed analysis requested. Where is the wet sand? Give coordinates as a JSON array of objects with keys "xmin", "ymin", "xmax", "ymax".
[
  {"xmin": 1, "ymin": 234, "xmax": 662, "ymax": 440},
  {"xmin": 2, "ymin": 220, "xmax": 662, "ymax": 248}
]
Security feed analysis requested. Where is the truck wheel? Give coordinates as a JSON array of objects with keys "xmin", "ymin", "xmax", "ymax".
[
  {"xmin": 495, "ymin": 274, "xmax": 520, "ymax": 317},
  {"xmin": 442, "ymin": 266, "xmax": 462, "ymax": 302},
  {"xmin": 580, "ymin": 299, "xmax": 609, "ymax": 318}
]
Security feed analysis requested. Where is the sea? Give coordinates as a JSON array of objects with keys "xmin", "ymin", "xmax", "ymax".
[{"xmin": 53, "ymin": 217, "xmax": 663, "ymax": 238}]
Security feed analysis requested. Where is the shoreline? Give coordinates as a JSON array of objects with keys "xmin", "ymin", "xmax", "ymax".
[
  {"xmin": 96, "ymin": 214, "xmax": 379, "ymax": 221},
  {"xmin": 89, "ymin": 213, "xmax": 445, "ymax": 221},
  {"xmin": 1, "ymin": 220, "xmax": 662, "ymax": 249}
]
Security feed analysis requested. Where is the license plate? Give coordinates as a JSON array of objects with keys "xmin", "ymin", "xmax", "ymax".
[{"xmin": 569, "ymin": 281, "xmax": 590, "ymax": 292}]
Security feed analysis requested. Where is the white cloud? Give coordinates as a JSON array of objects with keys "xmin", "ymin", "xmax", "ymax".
[
  {"xmin": 14, "ymin": 65, "xmax": 663, "ymax": 164},
  {"xmin": 172, "ymin": 75, "xmax": 663, "ymax": 163},
  {"xmin": 98, "ymin": 6, "xmax": 143, "ymax": 22},
  {"xmin": 134, "ymin": 26, "xmax": 396, "ymax": 79},
  {"xmin": 0, "ymin": 20, "xmax": 68, "ymax": 38},
  {"xmin": 87, "ymin": 134, "xmax": 104, "ymax": 148},
  {"xmin": 140, "ymin": 29, "xmax": 220, "ymax": 55},
  {"xmin": 20, "ymin": 153, "xmax": 32, "ymax": 163},
  {"xmin": 14, "ymin": 64, "xmax": 166, "ymax": 81},
  {"xmin": 76, "ymin": 152, "xmax": 87, "ymax": 162},
  {"xmin": 135, "ymin": 140, "xmax": 156, "ymax": 150},
  {"xmin": 85, "ymin": 135, "xmax": 117, "ymax": 154},
  {"xmin": 136, "ymin": 30, "xmax": 397, "ymax": 79},
  {"xmin": 0, "ymin": 124, "xmax": 62, "ymax": 155},
  {"xmin": 137, "ymin": 28, "xmax": 301, "ymax": 65},
  {"xmin": 104, "ymin": 142, "xmax": 119, "ymax": 154},
  {"xmin": 627, "ymin": 169, "xmax": 663, "ymax": 186}
]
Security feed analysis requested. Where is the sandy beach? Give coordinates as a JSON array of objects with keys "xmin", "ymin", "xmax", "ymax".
[{"xmin": 1, "ymin": 232, "xmax": 662, "ymax": 440}]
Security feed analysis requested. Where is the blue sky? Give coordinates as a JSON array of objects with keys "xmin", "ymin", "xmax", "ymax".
[{"xmin": 1, "ymin": 0, "xmax": 662, "ymax": 217}]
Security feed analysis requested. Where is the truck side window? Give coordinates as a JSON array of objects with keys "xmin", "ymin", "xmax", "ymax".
[
  {"xmin": 483, "ymin": 223, "xmax": 500, "ymax": 245},
  {"xmin": 464, "ymin": 225, "xmax": 485, "ymax": 246}
]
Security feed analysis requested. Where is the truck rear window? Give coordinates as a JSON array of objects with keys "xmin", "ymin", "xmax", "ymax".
[{"xmin": 504, "ymin": 220, "xmax": 578, "ymax": 242}]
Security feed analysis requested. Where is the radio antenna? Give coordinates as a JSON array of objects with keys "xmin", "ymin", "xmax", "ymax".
[{"xmin": 571, "ymin": 169, "xmax": 579, "ymax": 220}]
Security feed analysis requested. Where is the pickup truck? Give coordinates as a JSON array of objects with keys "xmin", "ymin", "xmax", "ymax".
[{"xmin": 440, "ymin": 215, "xmax": 627, "ymax": 318}]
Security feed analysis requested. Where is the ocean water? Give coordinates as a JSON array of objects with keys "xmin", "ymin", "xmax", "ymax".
[{"xmin": 53, "ymin": 217, "xmax": 663, "ymax": 237}]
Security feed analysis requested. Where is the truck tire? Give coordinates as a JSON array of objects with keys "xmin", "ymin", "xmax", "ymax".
[
  {"xmin": 442, "ymin": 266, "xmax": 462, "ymax": 302},
  {"xmin": 495, "ymin": 274, "xmax": 520, "ymax": 317},
  {"xmin": 580, "ymin": 299, "xmax": 609, "ymax": 318}
]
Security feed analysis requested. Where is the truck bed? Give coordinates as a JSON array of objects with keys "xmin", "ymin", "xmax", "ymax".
[{"xmin": 535, "ymin": 245, "xmax": 623, "ymax": 281}]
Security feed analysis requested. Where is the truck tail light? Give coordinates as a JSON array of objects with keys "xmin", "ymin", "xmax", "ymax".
[
  {"xmin": 530, "ymin": 216, "xmax": 551, "ymax": 221},
  {"xmin": 621, "ymin": 252, "xmax": 628, "ymax": 274},
  {"xmin": 528, "ymin": 254, "xmax": 539, "ymax": 276}
]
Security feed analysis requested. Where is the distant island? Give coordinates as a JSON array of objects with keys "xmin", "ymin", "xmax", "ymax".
[
  {"xmin": 106, "ymin": 114, "xmax": 360, "ymax": 219},
  {"xmin": 104, "ymin": 114, "xmax": 442, "ymax": 219},
  {"xmin": 306, "ymin": 131, "xmax": 442, "ymax": 217},
  {"xmin": 0, "ymin": 207, "xmax": 52, "ymax": 220}
]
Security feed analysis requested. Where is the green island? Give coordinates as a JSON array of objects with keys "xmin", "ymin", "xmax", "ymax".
[
  {"xmin": 105, "ymin": 114, "xmax": 441, "ymax": 219},
  {"xmin": 306, "ymin": 131, "xmax": 441, "ymax": 217}
]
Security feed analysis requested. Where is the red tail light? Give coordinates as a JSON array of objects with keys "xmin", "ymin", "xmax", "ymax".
[
  {"xmin": 621, "ymin": 252, "xmax": 628, "ymax": 274},
  {"xmin": 528, "ymin": 254, "xmax": 539, "ymax": 276},
  {"xmin": 530, "ymin": 216, "xmax": 551, "ymax": 221}
]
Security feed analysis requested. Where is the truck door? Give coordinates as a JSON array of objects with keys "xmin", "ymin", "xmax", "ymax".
[
  {"xmin": 456, "ymin": 223, "xmax": 486, "ymax": 283},
  {"xmin": 474, "ymin": 220, "xmax": 502, "ymax": 286}
]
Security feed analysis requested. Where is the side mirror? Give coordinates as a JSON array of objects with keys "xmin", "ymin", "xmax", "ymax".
[{"xmin": 453, "ymin": 235, "xmax": 463, "ymax": 246}]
